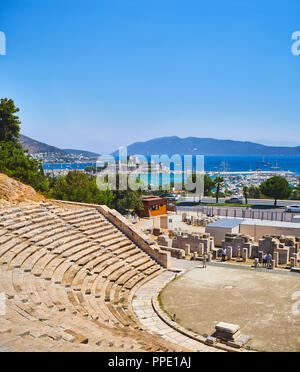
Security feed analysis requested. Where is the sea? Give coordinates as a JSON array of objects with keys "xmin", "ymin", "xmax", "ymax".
[{"xmin": 43, "ymin": 156, "xmax": 300, "ymax": 175}]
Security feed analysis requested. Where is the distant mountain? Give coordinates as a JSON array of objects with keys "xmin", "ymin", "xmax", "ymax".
[
  {"xmin": 20, "ymin": 135, "xmax": 99, "ymax": 158},
  {"xmin": 20, "ymin": 134, "xmax": 64, "ymax": 154},
  {"xmin": 112, "ymin": 136, "xmax": 300, "ymax": 156}
]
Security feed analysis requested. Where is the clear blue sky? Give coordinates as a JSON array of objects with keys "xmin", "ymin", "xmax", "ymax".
[{"xmin": 0, "ymin": 0, "xmax": 300, "ymax": 153}]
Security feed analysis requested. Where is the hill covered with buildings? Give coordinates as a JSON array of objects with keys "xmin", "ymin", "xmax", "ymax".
[{"xmin": 20, "ymin": 134, "xmax": 100, "ymax": 163}]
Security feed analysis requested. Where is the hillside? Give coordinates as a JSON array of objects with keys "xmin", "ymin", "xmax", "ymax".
[
  {"xmin": 0, "ymin": 173, "xmax": 46, "ymax": 203},
  {"xmin": 20, "ymin": 135, "xmax": 99, "ymax": 158},
  {"xmin": 112, "ymin": 136, "xmax": 300, "ymax": 156},
  {"xmin": 20, "ymin": 135, "xmax": 64, "ymax": 154}
]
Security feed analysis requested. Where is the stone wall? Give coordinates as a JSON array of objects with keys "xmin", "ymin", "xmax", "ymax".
[{"xmin": 158, "ymin": 245, "xmax": 185, "ymax": 259}]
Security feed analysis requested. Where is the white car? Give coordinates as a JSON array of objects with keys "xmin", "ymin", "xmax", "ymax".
[
  {"xmin": 286, "ymin": 205, "xmax": 300, "ymax": 213},
  {"xmin": 165, "ymin": 193, "xmax": 179, "ymax": 201}
]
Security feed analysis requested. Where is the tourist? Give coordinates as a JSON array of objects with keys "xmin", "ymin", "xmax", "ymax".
[
  {"xmin": 221, "ymin": 247, "xmax": 226, "ymax": 262},
  {"xmin": 172, "ymin": 314, "xmax": 177, "ymax": 322},
  {"xmin": 203, "ymin": 253, "xmax": 207, "ymax": 268},
  {"xmin": 263, "ymin": 253, "xmax": 267, "ymax": 268},
  {"xmin": 267, "ymin": 253, "xmax": 272, "ymax": 268}
]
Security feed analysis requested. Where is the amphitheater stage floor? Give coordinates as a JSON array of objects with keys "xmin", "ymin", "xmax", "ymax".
[{"xmin": 161, "ymin": 265, "xmax": 300, "ymax": 352}]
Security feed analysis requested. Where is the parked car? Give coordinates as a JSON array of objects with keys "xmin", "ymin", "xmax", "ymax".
[
  {"xmin": 164, "ymin": 193, "xmax": 179, "ymax": 201},
  {"xmin": 285, "ymin": 205, "xmax": 300, "ymax": 213},
  {"xmin": 225, "ymin": 197, "xmax": 243, "ymax": 204}
]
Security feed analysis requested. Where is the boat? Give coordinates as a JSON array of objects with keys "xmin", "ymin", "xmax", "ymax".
[{"xmin": 270, "ymin": 161, "xmax": 280, "ymax": 169}]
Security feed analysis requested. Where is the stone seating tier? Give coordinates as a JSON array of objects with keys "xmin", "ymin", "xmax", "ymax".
[{"xmin": 0, "ymin": 202, "xmax": 183, "ymax": 352}]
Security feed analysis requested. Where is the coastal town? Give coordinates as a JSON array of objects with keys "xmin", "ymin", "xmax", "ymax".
[{"xmin": 38, "ymin": 151, "xmax": 300, "ymax": 197}]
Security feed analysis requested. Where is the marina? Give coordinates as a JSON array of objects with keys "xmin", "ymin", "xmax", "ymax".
[{"xmin": 42, "ymin": 156, "xmax": 300, "ymax": 193}]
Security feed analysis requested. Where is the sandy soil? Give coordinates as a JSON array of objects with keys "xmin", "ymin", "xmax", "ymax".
[{"xmin": 161, "ymin": 265, "xmax": 300, "ymax": 352}]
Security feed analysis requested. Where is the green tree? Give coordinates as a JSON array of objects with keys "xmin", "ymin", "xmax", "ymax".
[
  {"xmin": 48, "ymin": 171, "xmax": 144, "ymax": 213},
  {"xmin": 214, "ymin": 176, "xmax": 224, "ymax": 203},
  {"xmin": 184, "ymin": 174, "xmax": 214, "ymax": 196},
  {"xmin": 243, "ymin": 186, "xmax": 249, "ymax": 204},
  {"xmin": 0, "ymin": 98, "xmax": 49, "ymax": 192},
  {"xmin": 291, "ymin": 177, "xmax": 300, "ymax": 200},
  {"xmin": 0, "ymin": 98, "xmax": 21, "ymax": 142},
  {"xmin": 248, "ymin": 186, "xmax": 261, "ymax": 199},
  {"xmin": 260, "ymin": 176, "xmax": 292, "ymax": 206},
  {"xmin": 109, "ymin": 174, "xmax": 144, "ymax": 213},
  {"xmin": 48, "ymin": 171, "xmax": 114, "ymax": 206},
  {"xmin": 0, "ymin": 141, "xmax": 49, "ymax": 192},
  {"xmin": 204, "ymin": 175, "xmax": 215, "ymax": 196}
]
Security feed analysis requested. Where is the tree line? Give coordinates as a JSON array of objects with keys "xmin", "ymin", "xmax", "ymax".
[{"xmin": 202, "ymin": 174, "xmax": 295, "ymax": 206}]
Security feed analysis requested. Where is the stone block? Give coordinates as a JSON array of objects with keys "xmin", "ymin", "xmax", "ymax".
[
  {"xmin": 291, "ymin": 257, "xmax": 296, "ymax": 268},
  {"xmin": 242, "ymin": 248, "xmax": 248, "ymax": 261},
  {"xmin": 215, "ymin": 322, "xmax": 240, "ymax": 335},
  {"xmin": 205, "ymin": 336, "xmax": 217, "ymax": 345},
  {"xmin": 226, "ymin": 334, "xmax": 250, "ymax": 349},
  {"xmin": 274, "ymin": 252, "xmax": 279, "ymax": 267},
  {"xmin": 227, "ymin": 246, "xmax": 232, "ymax": 260}
]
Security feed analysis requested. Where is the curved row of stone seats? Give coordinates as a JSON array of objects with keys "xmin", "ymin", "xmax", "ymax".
[
  {"xmin": 0, "ymin": 202, "xmax": 185, "ymax": 352},
  {"xmin": 56, "ymin": 208, "xmax": 167, "ymax": 330},
  {"xmin": 0, "ymin": 266, "xmax": 181, "ymax": 351},
  {"xmin": 0, "ymin": 270, "xmax": 146, "ymax": 351}
]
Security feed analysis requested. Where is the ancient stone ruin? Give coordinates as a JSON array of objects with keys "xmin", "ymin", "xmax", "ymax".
[
  {"xmin": 221, "ymin": 233, "xmax": 299, "ymax": 267},
  {"xmin": 182, "ymin": 212, "xmax": 219, "ymax": 227},
  {"xmin": 157, "ymin": 231, "xmax": 214, "ymax": 259},
  {"xmin": 222, "ymin": 233, "xmax": 254, "ymax": 259},
  {"xmin": 209, "ymin": 322, "xmax": 250, "ymax": 349}
]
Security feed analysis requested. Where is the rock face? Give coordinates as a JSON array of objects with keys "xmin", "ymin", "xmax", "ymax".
[{"xmin": 0, "ymin": 173, "xmax": 45, "ymax": 202}]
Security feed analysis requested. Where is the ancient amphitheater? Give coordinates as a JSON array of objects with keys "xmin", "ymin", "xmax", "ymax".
[
  {"xmin": 0, "ymin": 201, "xmax": 171, "ymax": 351},
  {"xmin": 2, "ymin": 174, "xmax": 300, "ymax": 352},
  {"xmin": 0, "ymin": 172, "xmax": 230, "ymax": 353}
]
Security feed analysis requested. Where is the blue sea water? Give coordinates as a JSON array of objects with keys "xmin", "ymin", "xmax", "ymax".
[
  {"xmin": 204, "ymin": 156, "xmax": 300, "ymax": 174},
  {"xmin": 43, "ymin": 156, "xmax": 300, "ymax": 175}
]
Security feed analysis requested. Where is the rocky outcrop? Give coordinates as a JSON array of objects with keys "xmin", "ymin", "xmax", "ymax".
[{"xmin": 0, "ymin": 173, "xmax": 46, "ymax": 203}]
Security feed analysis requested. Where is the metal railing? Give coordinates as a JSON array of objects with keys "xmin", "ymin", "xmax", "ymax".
[{"xmin": 177, "ymin": 205, "xmax": 295, "ymax": 223}]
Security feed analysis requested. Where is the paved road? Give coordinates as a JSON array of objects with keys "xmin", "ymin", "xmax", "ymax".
[
  {"xmin": 178, "ymin": 197, "xmax": 300, "ymax": 208},
  {"xmin": 176, "ymin": 200, "xmax": 299, "ymax": 222},
  {"xmin": 177, "ymin": 204, "xmax": 284, "ymax": 214}
]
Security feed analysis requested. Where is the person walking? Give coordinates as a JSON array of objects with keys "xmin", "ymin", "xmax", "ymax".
[
  {"xmin": 221, "ymin": 247, "xmax": 226, "ymax": 262},
  {"xmin": 263, "ymin": 253, "xmax": 267, "ymax": 268},
  {"xmin": 203, "ymin": 253, "xmax": 207, "ymax": 268}
]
